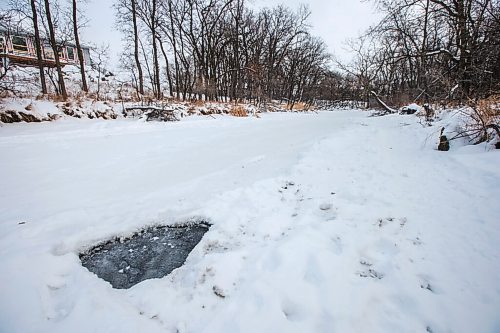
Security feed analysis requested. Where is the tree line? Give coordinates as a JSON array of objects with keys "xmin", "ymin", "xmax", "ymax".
[
  {"xmin": 341, "ymin": 0, "xmax": 500, "ymax": 106},
  {"xmin": 115, "ymin": 0, "xmax": 338, "ymax": 107},
  {"xmin": 2, "ymin": 0, "xmax": 498, "ymax": 107}
]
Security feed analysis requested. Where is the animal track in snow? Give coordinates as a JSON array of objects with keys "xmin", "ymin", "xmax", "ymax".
[
  {"xmin": 409, "ymin": 237, "xmax": 423, "ymax": 246},
  {"xmin": 359, "ymin": 258, "xmax": 372, "ymax": 267},
  {"xmin": 418, "ymin": 274, "xmax": 437, "ymax": 294},
  {"xmin": 420, "ymin": 282, "xmax": 434, "ymax": 293},
  {"xmin": 377, "ymin": 216, "xmax": 408, "ymax": 228},
  {"xmin": 358, "ymin": 268, "xmax": 384, "ymax": 279},
  {"xmin": 357, "ymin": 257, "xmax": 384, "ymax": 279}
]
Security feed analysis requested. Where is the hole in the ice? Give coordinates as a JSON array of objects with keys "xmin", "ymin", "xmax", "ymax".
[{"xmin": 79, "ymin": 222, "xmax": 210, "ymax": 289}]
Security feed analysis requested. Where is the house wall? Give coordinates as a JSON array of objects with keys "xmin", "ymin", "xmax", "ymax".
[{"xmin": 0, "ymin": 31, "xmax": 90, "ymax": 68}]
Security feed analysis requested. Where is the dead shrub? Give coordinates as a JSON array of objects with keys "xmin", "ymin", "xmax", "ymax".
[
  {"xmin": 477, "ymin": 95, "xmax": 500, "ymax": 121},
  {"xmin": 283, "ymin": 102, "xmax": 312, "ymax": 111},
  {"xmin": 229, "ymin": 105, "xmax": 248, "ymax": 117},
  {"xmin": 453, "ymin": 95, "xmax": 500, "ymax": 146},
  {"xmin": 46, "ymin": 93, "xmax": 67, "ymax": 102},
  {"xmin": 192, "ymin": 99, "xmax": 205, "ymax": 107},
  {"xmin": 292, "ymin": 102, "xmax": 306, "ymax": 111}
]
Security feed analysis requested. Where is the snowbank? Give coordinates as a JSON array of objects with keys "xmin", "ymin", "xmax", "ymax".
[{"xmin": 0, "ymin": 97, "xmax": 119, "ymax": 123}]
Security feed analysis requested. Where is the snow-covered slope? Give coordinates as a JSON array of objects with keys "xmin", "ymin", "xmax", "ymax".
[{"xmin": 0, "ymin": 111, "xmax": 498, "ymax": 333}]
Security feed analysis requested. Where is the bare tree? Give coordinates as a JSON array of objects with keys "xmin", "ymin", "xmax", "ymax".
[
  {"xmin": 72, "ymin": 0, "xmax": 88, "ymax": 92},
  {"xmin": 115, "ymin": 0, "xmax": 144, "ymax": 97},
  {"xmin": 347, "ymin": 0, "xmax": 500, "ymax": 106},
  {"xmin": 114, "ymin": 0, "xmax": 332, "ymax": 105},
  {"xmin": 29, "ymin": 0, "xmax": 47, "ymax": 95},
  {"xmin": 43, "ymin": 0, "xmax": 67, "ymax": 100},
  {"xmin": 91, "ymin": 44, "xmax": 110, "ymax": 100}
]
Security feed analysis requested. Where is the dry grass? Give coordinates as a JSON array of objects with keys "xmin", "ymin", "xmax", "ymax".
[
  {"xmin": 476, "ymin": 95, "xmax": 500, "ymax": 120},
  {"xmin": 454, "ymin": 95, "xmax": 500, "ymax": 145},
  {"xmin": 45, "ymin": 93, "xmax": 67, "ymax": 102},
  {"xmin": 283, "ymin": 102, "xmax": 311, "ymax": 111},
  {"xmin": 229, "ymin": 105, "xmax": 248, "ymax": 117},
  {"xmin": 192, "ymin": 99, "xmax": 205, "ymax": 107},
  {"xmin": 475, "ymin": 95, "xmax": 500, "ymax": 145}
]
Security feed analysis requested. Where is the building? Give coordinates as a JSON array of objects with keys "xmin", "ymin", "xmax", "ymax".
[{"xmin": 0, "ymin": 27, "xmax": 91, "ymax": 69}]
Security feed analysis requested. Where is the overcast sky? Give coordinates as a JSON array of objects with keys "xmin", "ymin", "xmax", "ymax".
[{"xmin": 77, "ymin": 0, "xmax": 381, "ymax": 70}]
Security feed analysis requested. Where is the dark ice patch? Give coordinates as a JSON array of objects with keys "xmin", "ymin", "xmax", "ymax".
[{"xmin": 80, "ymin": 223, "xmax": 210, "ymax": 289}]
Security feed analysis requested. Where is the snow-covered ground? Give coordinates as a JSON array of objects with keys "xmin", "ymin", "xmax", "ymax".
[{"xmin": 0, "ymin": 111, "xmax": 499, "ymax": 333}]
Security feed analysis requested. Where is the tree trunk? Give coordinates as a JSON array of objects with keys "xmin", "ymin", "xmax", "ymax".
[
  {"xmin": 44, "ymin": 0, "xmax": 67, "ymax": 100},
  {"xmin": 420, "ymin": 0, "xmax": 430, "ymax": 102},
  {"xmin": 456, "ymin": 0, "xmax": 470, "ymax": 98},
  {"xmin": 131, "ymin": 0, "xmax": 144, "ymax": 96},
  {"xmin": 151, "ymin": 0, "xmax": 161, "ymax": 99},
  {"xmin": 30, "ymin": 0, "xmax": 47, "ymax": 95},
  {"xmin": 167, "ymin": 0, "xmax": 180, "ymax": 99},
  {"xmin": 158, "ymin": 37, "xmax": 173, "ymax": 97},
  {"xmin": 139, "ymin": 39, "xmax": 155, "ymax": 97},
  {"xmin": 72, "ymin": 0, "xmax": 88, "ymax": 92},
  {"xmin": 370, "ymin": 91, "xmax": 397, "ymax": 114}
]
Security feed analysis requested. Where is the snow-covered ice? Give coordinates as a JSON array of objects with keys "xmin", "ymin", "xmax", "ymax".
[{"xmin": 0, "ymin": 111, "xmax": 499, "ymax": 333}]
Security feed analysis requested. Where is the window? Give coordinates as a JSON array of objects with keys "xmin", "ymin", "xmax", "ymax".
[
  {"xmin": 66, "ymin": 46, "xmax": 75, "ymax": 60},
  {"xmin": 43, "ymin": 43, "xmax": 54, "ymax": 59},
  {"xmin": 57, "ymin": 45, "xmax": 64, "ymax": 59},
  {"xmin": 12, "ymin": 36, "xmax": 28, "ymax": 53}
]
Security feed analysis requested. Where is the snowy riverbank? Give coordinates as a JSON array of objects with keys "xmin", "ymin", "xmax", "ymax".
[{"xmin": 0, "ymin": 111, "xmax": 499, "ymax": 333}]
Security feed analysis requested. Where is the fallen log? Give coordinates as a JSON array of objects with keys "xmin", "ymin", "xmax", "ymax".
[{"xmin": 370, "ymin": 91, "xmax": 397, "ymax": 114}]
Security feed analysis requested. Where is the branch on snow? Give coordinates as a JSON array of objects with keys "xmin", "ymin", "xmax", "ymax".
[{"xmin": 370, "ymin": 91, "xmax": 398, "ymax": 114}]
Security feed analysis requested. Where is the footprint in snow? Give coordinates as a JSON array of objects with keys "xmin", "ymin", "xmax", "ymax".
[
  {"xmin": 418, "ymin": 275, "xmax": 437, "ymax": 293},
  {"xmin": 359, "ymin": 258, "xmax": 372, "ymax": 267},
  {"xmin": 43, "ymin": 278, "xmax": 75, "ymax": 322},
  {"xmin": 319, "ymin": 203, "xmax": 333, "ymax": 211},
  {"xmin": 281, "ymin": 299, "xmax": 307, "ymax": 322},
  {"xmin": 279, "ymin": 180, "xmax": 296, "ymax": 191},
  {"xmin": 279, "ymin": 181, "xmax": 299, "ymax": 202},
  {"xmin": 420, "ymin": 282, "xmax": 434, "ymax": 293},
  {"xmin": 330, "ymin": 236, "xmax": 343, "ymax": 255},
  {"xmin": 358, "ymin": 268, "xmax": 384, "ymax": 279},
  {"xmin": 377, "ymin": 216, "xmax": 408, "ymax": 229},
  {"xmin": 212, "ymin": 285, "xmax": 226, "ymax": 298},
  {"xmin": 410, "ymin": 237, "xmax": 423, "ymax": 246},
  {"xmin": 357, "ymin": 258, "xmax": 384, "ymax": 279},
  {"xmin": 377, "ymin": 217, "xmax": 394, "ymax": 228},
  {"xmin": 319, "ymin": 203, "xmax": 337, "ymax": 221}
]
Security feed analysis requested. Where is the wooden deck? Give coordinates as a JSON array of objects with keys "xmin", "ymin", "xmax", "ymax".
[{"xmin": 1, "ymin": 53, "xmax": 68, "ymax": 68}]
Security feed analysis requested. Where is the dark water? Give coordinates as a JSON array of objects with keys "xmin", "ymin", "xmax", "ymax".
[{"xmin": 80, "ymin": 223, "xmax": 210, "ymax": 289}]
